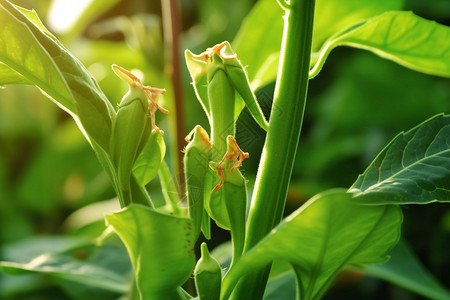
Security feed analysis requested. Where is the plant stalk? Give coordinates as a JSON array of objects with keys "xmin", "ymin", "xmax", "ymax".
[
  {"xmin": 162, "ymin": 0, "xmax": 186, "ymax": 193},
  {"xmin": 229, "ymin": 0, "xmax": 315, "ymax": 297}
]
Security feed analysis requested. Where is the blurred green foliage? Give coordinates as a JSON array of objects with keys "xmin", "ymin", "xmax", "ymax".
[{"xmin": 0, "ymin": 0, "xmax": 449, "ymax": 299}]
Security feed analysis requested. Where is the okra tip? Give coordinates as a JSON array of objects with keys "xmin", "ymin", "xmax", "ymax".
[{"xmin": 112, "ymin": 64, "xmax": 141, "ymax": 87}]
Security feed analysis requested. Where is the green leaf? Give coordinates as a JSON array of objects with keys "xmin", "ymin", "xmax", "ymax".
[
  {"xmin": 0, "ymin": 239, "xmax": 131, "ymax": 293},
  {"xmin": 0, "ymin": 62, "xmax": 30, "ymax": 85},
  {"xmin": 0, "ymin": 3, "xmax": 74, "ymax": 111},
  {"xmin": 233, "ymin": 0, "xmax": 403, "ymax": 87},
  {"xmin": 222, "ymin": 190, "xmax": 402, "ymax": 300},
  {"xmin": 133, "ymin": 130, "xmax": 166, "ymax": 186},
  {"xmin": 2, "ymin": 236, "xmax": 90, "ymax": 261},
  {"xmin": 15, "ymin": 5, "xmax": 59, "ymax": 39},
  {"xmin": 0, "ymin": 1, "xmax": 114, "ymax": 150},
  {"xmin": 312, "ymin": 0, "xmax": 404, "ymax": 52},
  {"xmin": 311, "ymin": 11, "xmax": 450, "ymax": 78},
  {"xmin": 350, "ymin": 114, "xmax": 450, "ymax": 204},
  {"xmin": 105, "ymin": 204, "xmax": 196, "ymax": 299},
  {"xmin": 232, "ymin": 0, "xmax": 283, "ymax": 85},
  {"xmin": 263, "ymin": 271, "xmax": 297, "ymax": 300},
  {"xmin": 365, "ymin": 239, "xmax": 450, "ymax": 300}
]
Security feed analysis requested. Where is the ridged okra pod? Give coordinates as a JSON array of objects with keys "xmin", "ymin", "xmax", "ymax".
[
  {"xmin": 184, "ymin": 125, "xmax": 212, "ymax": 239},
  {"xmin": 111, "ymin": 65, "xmax": 167, "ymax": 207},
  {"xmin": 210, "ymin": 136, "xmax": 248, "ymax": 263},
  {"xmin": 185, "ymin": 42, "xmax": 256, "ymax": 235},
  {"xmin": 194, "ymin": 243, "xmax": 222, "ymax": 300},
  {"xmin": 207, "ymin": 55, "xmax": 236, "ymax": 160},
  {"xmin": 185, "ymin": 41, "xmax": 269, "ymax": 132}
]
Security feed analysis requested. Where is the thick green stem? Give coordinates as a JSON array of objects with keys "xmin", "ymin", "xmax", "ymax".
[{"xmin": 229, "ymin": 0, "xmax": 315, "ymax": 298}]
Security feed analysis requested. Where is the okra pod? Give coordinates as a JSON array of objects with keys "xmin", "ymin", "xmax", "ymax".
[
  {"xmin": 209, "ymin": 136, "xmax": 248, "ymax": 263},
  {"xmin": 203, "ymin": 54, "xmax": 236, "ymax": 231},
  {"xmin": 194, "ymin": 243, "xmax": 222, "ymax": 300},
  {"xmin": 110, "ymin": 65, "xmax": 167, "ymax": 206},
  {"xmin": 185, "ymin": 43, "xmax": 254, "ymax": 247},
  {"xmin": 185, "ymin": 42, "xmax": 269, "ymax": 132},
  {"xmin": 207, "ymin": 55, "xmax": 236, "ymax": 160},
  {"xmin": 184, "ymin": 125, "xmax": 212, "ymax": 239}
]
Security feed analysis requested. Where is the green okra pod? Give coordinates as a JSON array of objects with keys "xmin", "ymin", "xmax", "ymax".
[
  {"xmin": 210, "ymin": 136, "xmax": 248, "ymax": 263},
  {"xmin": 184, "ymin": 125, "xmax": 212, "ymax": 239},
  {"xmin": 194, "ymin": 243, "xmax": 222, "ymax": 300},
  {"xmin": 185, "ymin": 42, "xmax": 269, "ymax": 132},
  {"xmin": 207, "ymin": 55, "xmax": 236, "ymax": 160},
  {"xmin": 204, "ymin": 58, "xmax": 235, "ymax": 230},
  {"xmin": 110, "ymin": 65, "xmax": 167, "ymax": 206},
  {"xmin": 185, "ymin": 43, "xmax": 255, "ymax": 238}
]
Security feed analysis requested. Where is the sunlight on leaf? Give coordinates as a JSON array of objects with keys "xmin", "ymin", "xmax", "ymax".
[
  {"xmin": 312, "ymin": 0, "xmax": 403, "ymax": 52},
  {"xmin": 222, "ymin": 190, "xmax": 402, "ymax": 300},
  {"xmin": 105, "ymin": 204, "xmax": 196, "ymax": 299},
  {"xmin": 233, "ymin": 0, "xmax": 403, "ymax": 87},
  {"xmin": 0, "ymin": 62, "xmax": 30, "ymax": 85},
  {"xmin": 311, "ymin": 11, "xmax": 450, "ymax": 78},
  {"xmin": 350, "ymin": 114, "xmax": 450, "ymax": 204},
  {"xmin": 233, "ymin": 0, "xmax": 283, "ymax": 85},
  {"xmin": 0, "ymin": 3, "xmax": 74, "ymax": 112},
  {"xmin": 0, "ymin": 1, "xmax": 114, "ymax": 150}
]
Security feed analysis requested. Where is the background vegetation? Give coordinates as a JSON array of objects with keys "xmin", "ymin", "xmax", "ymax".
[{"xmin": 0, "ymin": 0, "xmax": 449, "ymax": 299}]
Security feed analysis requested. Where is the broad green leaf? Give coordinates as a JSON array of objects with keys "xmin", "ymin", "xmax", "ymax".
[
  {"xmin": 350, "ymin": 114, "xmax": 450, "ymax": 204},
  {"xmin": 2, "ymin": 236, "xmax": 90, "ymax": 262},
  {"xmin": 263, "ymin": 270, "xmax": 297, "ymax": 300},
  {"xmin": 0, "ymin": 238, "xmax": 130, "ymax": 293},
  {"xmin": 15, "ymin": 5, "xmax": 59, "ymax": 39},
  {"xmin": 56, "ymin": 280, "xmax": 124, "ymax": 300},
  {"xmin": 198, "ymin": 0, "xmax": 254, "ymax": 43},
  {"xmin": 210, "ymin": 241, "xmax": 232, "ymax": 270},
  {"xmin": 222, "ymin": 190, "xmax": 402, "ymax": 300},
  {"xmin": 105, "ymin": 204, "xmax": 196, "ymax": 299},
  {"xmin": 233, "ymin": 0, "xmax": 283, "ymax": 84},
  {"xmin": 0, "ymin": 62, "xmax": 30, "ymax": 85},
  {"xmin": 260, "ymin": 238, "xmax": 450, "ymax": 299},
  {"xmin": 312, "ymin": 0, "xmax": 403, "ymax": 52},
  {"xmin": 0, "ymin": 3, "xmax": 74, "ymax": 111},
  {"xmin": 0, "ymin": 273, "xmax": 41, "ymax": 299},
  {"xmin": 0, "ymin": 1, "xmax": 114, "ymax": 150},
  {"xmin": 233, "ymin": 0, "xmax": 402, "ymax": 87},
  {"xmin": 311, "ymin": 11, "xmax": 450, "ymax": 78},
  {"xmin": 365, "ymin": 239, "xmax": 450, "ymax": 300}
]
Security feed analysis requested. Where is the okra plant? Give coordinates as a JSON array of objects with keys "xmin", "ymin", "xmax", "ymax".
[{"xmin": 0, "ymin": 0, "xmax": 449, "ymax": 299}]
